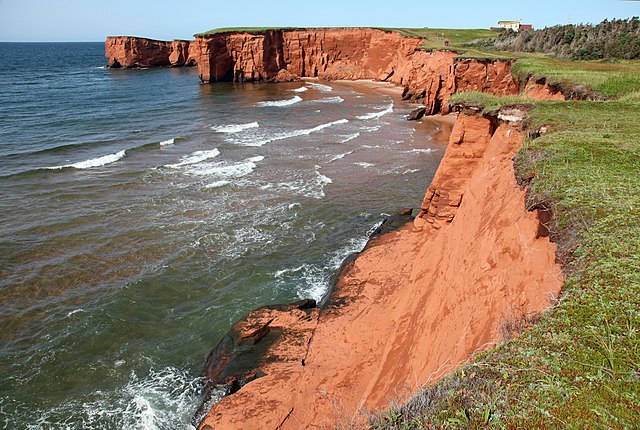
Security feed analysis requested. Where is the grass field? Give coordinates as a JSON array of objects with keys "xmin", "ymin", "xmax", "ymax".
[{"xmin": 371, "ymin": 48, "xmax": 640, "ymax": 430}]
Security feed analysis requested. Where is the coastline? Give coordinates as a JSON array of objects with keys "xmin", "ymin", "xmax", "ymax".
[
  {"xmin": 196, "ymin": 106, "xmax": 563, "ymax": 429},
  {"xmin": 102, "ymin": 29, "xmax": 572, "ymax": 428}
]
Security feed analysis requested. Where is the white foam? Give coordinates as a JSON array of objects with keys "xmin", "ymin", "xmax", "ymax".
[
  {"xmin": 410, "ymin": 148, "xmax": 435, "ymax": 153},
  {"xmin": 357, "ymin": 103, "xmax": 394, "ymax": 120},
  {"xmin": 46, "ymin": 150, "xmax": 126, "ymax": 170},
  {"xmin": 313, "ymin": 165, "xmax": 332, "ymax": 199},
  {"xmin": 165, "ymin": 148, "xmax": 220, "ymax": 168},
  {"xmin": 66, "ymin": 309, "xmax": 84, "ymax": 317},
  {"xmin": 287, "ymin": 227, "xmax": 378, "ymax": 302},
  {"xmin": 361, "ymin": 125, "xmax": 383, "ymax": 133},
  {"xmin": 160, "ymin": 138, "xmax": 175, "ymax": 146},
  {"xmin": 403, "ymin": 168, "xmax": 421, "ymax": 174},
  {"xmin": 338, "ymin": 133, "xmax": 360, "ymax": 143},
  {"xmin": 211, "ymin": 122, "xmax": 259, "ymax": 133},
  {"xmin": 241, "ymin": 119, "xmax": 349, "ymax": 147},
  {"xmin": 328, "ymin": 151, "xmax": 354, "ymax": 162},
  {"xmin": 308, "ymin": 82, "xmax": 333, "ymax": 92},
  {"xmin": 205, "ymin": 180, "xmax": 231, "ymax": 189},
  {"xmin": 256, "ymin": 96, "xmax": 302, "ymax": 107},
  {"xmin": 291, "ymin": 87, "xmax": 309, "ymax": 93},
  {"xmin": 354, "ymin": 162, "xmax": 375, "ymax": 168},
  {"xmin": 314, "ymin": 96, "xmax": 344, "ymax": 104},
  {"xmin": 187, "ymin": 156, "xmax": 264, "ymax": 178},
  {"xmin": 24, "ymin": 366, "xmax": 211, "ymax": 430}
]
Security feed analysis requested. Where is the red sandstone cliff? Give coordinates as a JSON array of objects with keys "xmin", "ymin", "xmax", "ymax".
[
  {"xmin": 105, "ymin": 36, "xmax": 197, "ymax": 68},
  {"xmin": 105, "ymin": 29, "xmax": 566, "ymax": 114},
  {"xmin": 102, "ymin": 28, "xmax": 569, "ymax": 429},
  {"xmin": 191, "ymin": 29, "xmax": 520, "ymax": 115},
  {"xmin": 196, "ymin": 108, "xmax": 564, "ymax": 429}
]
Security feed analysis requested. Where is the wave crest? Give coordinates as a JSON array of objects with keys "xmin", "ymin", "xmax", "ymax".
[
  {"xmin": 165, "ymin": 148, "xmax": 220, "ymax": 168},
  {"xmin": 239, "ymin": 119, "xmax": 349, "ymax": 147},
  {"xmin": 45, "ymin": 150, "xmax": 126, "ymax": 170},
  {"xmin": 211, "ymin": 122, "xmax": 259, "ymax": 133},
  {"xmin": 357, "ymin": 103, "xmax": 394, "ymax": 120},
  {"xmin": 256, "ymin": 96, "xmax": 302, "ymax": 107}
]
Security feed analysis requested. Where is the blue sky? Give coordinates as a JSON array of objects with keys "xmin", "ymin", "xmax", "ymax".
[{"xmin": 0, "ymin": 0, "xmax": 638, "ymax": 42}]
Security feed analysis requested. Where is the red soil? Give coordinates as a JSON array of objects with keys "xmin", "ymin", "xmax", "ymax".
[{"xmin": 197, "ymin": 110, "xmax": 563, "ymax": 429}]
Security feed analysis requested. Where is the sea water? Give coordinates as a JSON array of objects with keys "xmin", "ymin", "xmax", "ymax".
[{"xmin": 0, "ymin": 42, "xmax": 449, "ymax": 429}]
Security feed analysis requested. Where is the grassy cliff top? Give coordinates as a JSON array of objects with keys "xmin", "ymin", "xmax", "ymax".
[{"xmin": 373, "ymin": 47, "xmax": 640, "ymax": 430}]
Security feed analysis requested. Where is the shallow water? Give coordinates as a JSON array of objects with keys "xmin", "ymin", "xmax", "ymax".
[{"xmin": 0, "ymin": 42, "xmax": 450, "ymax": 429}]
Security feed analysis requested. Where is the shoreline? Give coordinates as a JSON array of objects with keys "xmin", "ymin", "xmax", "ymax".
[
  {"xmin": 102, "ymin": 29, "xmax": 570, "ymax": 428},
  {"xmin": 196, "ymin": 106, "xmax": 563, "ymax": 429}
]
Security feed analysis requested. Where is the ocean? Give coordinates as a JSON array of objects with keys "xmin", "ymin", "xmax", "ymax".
[{"xmin": 0, "ymin": 42, "xmax": 448, "ymax": 429}]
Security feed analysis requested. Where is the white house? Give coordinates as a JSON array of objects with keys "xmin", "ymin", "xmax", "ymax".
[{"xmin": 497, "ymin": 20, "xmax": 533, "ymax": 32}]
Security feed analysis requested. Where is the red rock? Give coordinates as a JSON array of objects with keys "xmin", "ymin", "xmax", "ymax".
[
  {"xmin": 106, "ymin": 29, "xmax": 526, "ymax": 115},
  {"xmin": 197, "ymin": 110, "xmax": 564, "ymax": 430},
  {"xmin": 105, "ymin": 36, "xmax": 197, "ymax": 68}
]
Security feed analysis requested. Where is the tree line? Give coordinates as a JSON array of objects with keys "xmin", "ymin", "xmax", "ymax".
[{"xmin": 490, "ymin": 17, "xmax": 640, "ymax": 60}]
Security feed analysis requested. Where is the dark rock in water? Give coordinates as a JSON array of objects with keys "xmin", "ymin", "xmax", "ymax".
[
  {"xmin": 193, "ymin": 299, "xmax": 318, "ymax": 424},
  {"xmin": 369, "ymin": 208, "xmax": 414, "ymax": 238},
  {"xmin": 407, "ymin": 107, "xmax": 427, "ymax": 121}
]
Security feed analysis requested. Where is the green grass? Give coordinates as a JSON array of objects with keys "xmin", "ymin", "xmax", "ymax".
[
  {"xmin": 371, "ymin": 53, "xmax": 640, "ymax": 430},
  {"xmin": 196, "ymin": 27, "xmax": 296, "ymax": 36},
  {"xmin": 511, "ymin": 56, "xmax": 640, "ymax": 98},
  {"xmin": 449, "ymin": 91, "xmax": 541, "ymax": 110},
  {"xmin": 386, "ymin": 27, "xmax": 515, "ymax": 60}
]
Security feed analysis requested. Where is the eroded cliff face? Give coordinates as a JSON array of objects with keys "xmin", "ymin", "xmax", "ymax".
[
  {"xmin": 105, "ymin": 29, "xmax": 568, "ymax": 114},
  {"xmin": 196, "ymin": 109, "xmax": 564, "ymax": 430},
  {"xmin": 105, "ymin": 36, "xmax": 197, "ymax": 68},
  {"xmin": 192, "ymin": 29, "xmax": 520, "ymax": 115}
]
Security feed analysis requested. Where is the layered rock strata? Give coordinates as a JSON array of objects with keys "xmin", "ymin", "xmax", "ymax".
[
  {"xmin": 196, "ymin": 108, "xmax": 564, "ymax": 429},
  {"xmin": 106, "ymin": 29, "xmax": 529, "ymax": 114},
  {"xmin": 105, "ymin": 37, "xmax": 197, "ymax": 68},
  {"xmin": 191, "ymin": 29, "xmax": 520, "ymax": 114}
]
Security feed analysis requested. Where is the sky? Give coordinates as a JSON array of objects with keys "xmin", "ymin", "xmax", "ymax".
[{"xmin": 0, "ymin": 0, "xmax": 639, "ymax": 42}]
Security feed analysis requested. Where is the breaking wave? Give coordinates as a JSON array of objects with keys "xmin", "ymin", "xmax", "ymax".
[
  {"xmin": 353, "ymin": 162, "xmax": 375, "ymax": 168},
  {"xmin": 45, "ymin": 150, "xmax": 126, "ymax": 170},
  {"xmin": 211, "ymin": 122, "xmax": 259, "ymax": 133},
  {"xmin": 164, "ymin": 149, "xmax": 220, "ymax": 168},
  {"xmin": 239, "ymin": 119, "xmax": 349, "ymax": 147},
  {"xmin": 183, "ymin": 156, "xmax": 265, "ymax": 179},
  {"xmin": 256, "ymin": 96, "xmax": 302, "ymax": 107},
  {"xmin": 313, "ymin": 96, "xmax": 344, "ymax": 104},
  {"xmin": 338, "ymin": 133, "xmax": 360, "ymax": 143},
  {"xmin": 13, "ymin": 366, "xmax": 210, "ymax": 430},
  {"xmin": 357, "ymin": 103, "xmax": 394, "ymax": 120},
  {"xmin": 308, "ymin": 82, "xmax": 333, "ymax": 93}
]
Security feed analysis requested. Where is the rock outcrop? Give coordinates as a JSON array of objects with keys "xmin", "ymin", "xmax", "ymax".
[
  {"xmin": 102, "ymin": 28, "xmax": 569, "ymax": 429},
  {"xmin": 106, "ymin": 29, "xmax": 527, "ymax": 114},
  {"xmin": 196, "ymin": 108, "xmax": 564, "ymax": 429},
  {"xmin": 191, "ymin": 29, "xmax": 520, "ymax": 115},
  {"xmin": 105, "ymin": 36, "xmax": 197, "ymax": 68}
]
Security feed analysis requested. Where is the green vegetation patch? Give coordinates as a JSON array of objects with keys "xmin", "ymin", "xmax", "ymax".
[
  {"xmin": 372, "ymin": 65, "xmax": 640, "ymax": 429},
  {"xmin": 494, "ymin": 17, "xmax": 640, "ymax": 60},
  {"xmin": 196, "ymin": 27, "xmax": 297, "ymax": 36},
  {"xmin": 387, "ymin": 28, "xmax": 499, "ymax": 49},
  {"xmin": 512, "ymin": 56, "xmax": 640, "ymax": 99}
]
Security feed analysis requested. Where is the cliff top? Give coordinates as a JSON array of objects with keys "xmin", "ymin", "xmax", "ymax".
[
  {"xmin": 195, "ymin": 26, "xmax": 388, "ymax": 36},
  {"xmin": 373, "ymin": 54, "xmax": 640, "ymax": 429}
]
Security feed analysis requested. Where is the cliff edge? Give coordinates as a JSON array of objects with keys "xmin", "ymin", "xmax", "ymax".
[
  {"xmin": 106, "ymin": 29, "xmax": 532, "ymax": 115},
  {"xmin": 196, "ymin": 107, "xmax": 564, "ymax": 429}
]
